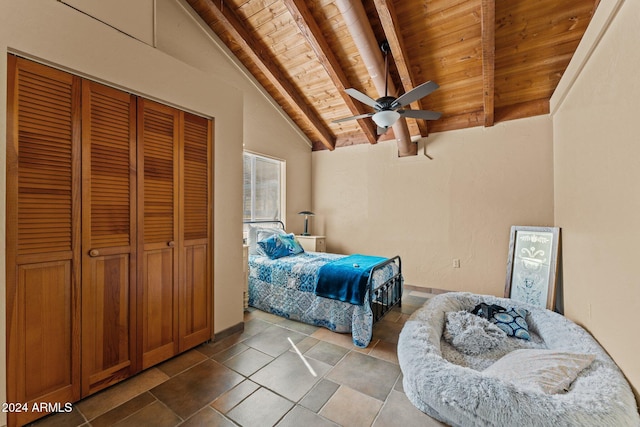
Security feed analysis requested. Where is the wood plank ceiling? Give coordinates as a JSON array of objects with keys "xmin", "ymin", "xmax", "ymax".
[{"xmin": 186, "ymin": 0, "xmax": 597, "ymax": 156}]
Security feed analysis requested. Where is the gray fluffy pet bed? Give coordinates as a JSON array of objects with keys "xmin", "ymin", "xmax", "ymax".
[{"xmin": 397, "ymin": 292, "xmax": 640, "ymax": 427}]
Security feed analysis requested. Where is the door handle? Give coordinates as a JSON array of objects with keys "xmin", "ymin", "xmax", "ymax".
[
  {"xmin": 167, "ymin": 241, "xmax": 175, "ymax": 247},
  {"xmin": 89, "ymin": 249, "xmax": 100, "ymax": 257}
]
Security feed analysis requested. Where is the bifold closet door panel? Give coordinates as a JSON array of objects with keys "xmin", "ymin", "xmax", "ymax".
[
  {"xmin": 137, "ymin": 98, "xmax": 180, "ymax": 369},
  {"xmin": 179, "ymin": 113, "xmax": 213, "ymax": 351},
  {"xmin": 81, "ymin": 81, "xmax": 137, "ymax": 396},
  {"xmin": 6, "ymin": 55, "xmax": 82, "ymax": 427}
]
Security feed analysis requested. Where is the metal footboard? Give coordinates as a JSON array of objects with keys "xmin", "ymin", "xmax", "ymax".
[{"xmin": 368, "ymin": 256, "xmax": 403, "ymax": 323}]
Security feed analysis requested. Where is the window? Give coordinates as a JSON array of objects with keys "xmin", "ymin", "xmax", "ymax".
[{"xmin": 243, "ymin": 152, "xmax": 284, "ymax": 222}]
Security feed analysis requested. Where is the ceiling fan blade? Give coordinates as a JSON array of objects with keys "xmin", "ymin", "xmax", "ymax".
[
  {"xmin": 392, "ymin": 81, "xmax": 439, "ymax": 108},
  {"xmin": 399, "ymin": 109, "xmax": 442, "ymax": 120},
  {"xmin": 377, "ymin": 126, "xmax": 390, "ymax": 135},
  {"xmin": 345, "ymin": 88, "xmax": 381, "ymax": 109},
  {"xmin": 332, "ymin": 112, "xmax": 374, "ymax": 123}
]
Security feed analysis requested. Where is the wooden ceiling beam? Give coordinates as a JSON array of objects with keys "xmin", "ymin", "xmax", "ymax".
[
  {"xmin": 282, "ymin": 0, "xmax": 378, "ymax": 145},
  {"xmin": 189, "ymin": 0, "xmax": 336, "ymax": 151},
  {"xmin": 373, "ymin": 0, "xmax": 429, "ymax": 137},
  {"xmin": 335, "ymin": 0, "xmax": 416, "ymax": 156},
  {"xmin": 481, "ymin": 0, "xmax": 496, "ymax": 127},
  {"xmin": 494, "ymin": 99, "xmax": 549, "ymax": 123}
]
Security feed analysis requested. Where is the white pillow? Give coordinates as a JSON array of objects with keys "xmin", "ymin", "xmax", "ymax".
[
  {"xmin": 247, "ymin": 225, "xmax": 285, "ymax": 255},
  {"xmin": 483, "ymin": 349, "xmax": 596, "ymax": 394}
]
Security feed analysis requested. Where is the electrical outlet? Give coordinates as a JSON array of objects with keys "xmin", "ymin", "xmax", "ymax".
[{"xmin": 453, "ymin": 259, "xmax": 460, "ymax": 268}]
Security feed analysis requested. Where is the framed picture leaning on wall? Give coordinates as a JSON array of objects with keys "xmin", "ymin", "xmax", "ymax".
[{"xmin": 504, "ymin": 226, "xmax": 561, "ymax": 310}]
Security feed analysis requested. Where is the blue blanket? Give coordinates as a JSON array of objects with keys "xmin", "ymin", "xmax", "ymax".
[{"xmin": 315, "ymin": 254, "xmax": 387, "ymax": 305}]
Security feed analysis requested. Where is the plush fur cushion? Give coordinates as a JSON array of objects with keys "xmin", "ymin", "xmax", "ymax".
[
  {"xmin": 443, "ymin": 311, "xmax": 506, "ymax": 355},
  {"xmin": 398, "ymin": 292, "xmax": 640, "ymax": 427},
  {"xmin": 483, "ymin": 349, "xmax": 596, "ymax": 394}
]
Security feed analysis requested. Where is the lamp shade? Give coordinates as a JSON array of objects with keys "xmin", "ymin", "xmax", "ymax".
[
  {"xmin": 372, "ymin": 110, "xmax": 400, "ymax": 128},
  {"xmin": 298, "ymin": 211, "xmax": 314, "ymax": 236}
]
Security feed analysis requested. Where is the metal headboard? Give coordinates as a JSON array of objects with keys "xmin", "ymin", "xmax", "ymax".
[{"xmin": 243, "ymin": 220, "xmax": 286, "ymax": 230}]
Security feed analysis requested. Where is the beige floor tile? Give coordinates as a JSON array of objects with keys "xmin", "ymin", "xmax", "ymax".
[
  {"xmin": 398, "ymin": 313, "xmax": 410, "ymax": 324},
  {"xmin": 277, "ymin": 405, "xmax": 339, "ymax": 427},
  {"xmin": 242, "ymin": 324, "xmax": 307, "ymax": 357},
  {"xmin": 197, "ymin": 333, "xmax": 245, "ymax": 358},
  {"xmin": 278, "ymin": 318, "xmax": 321, "ymax": 335},
  {"xmin": 226, "ymin": 387, "xmax": 294, "ymax": 427},
  {"xmin": 310, "ymin": 328, "xmax": 374, "ymax": 354},
  {"xmin": 151, "ymin": 359, "xmax": 244, "ymax": 419},
  {"xmin": 292, "ymin": 336, "xmax": 320, "ymax": 354},
  {"xmin": 245, "ymin": 309, "xmax": 286, "ymax": 324},
  {"xmin": 223, "ymin": 347, "xmax": 274, "ymax": 376},
  {"xmin": 304, "ymin": 340, "xmax": 349, "ymax": 366},
  {"xmin": 299, "ymin": 379, "xmax": 340, "ymax": 413},
  {"xmin": 394, "ymin": 373, "xmax": 404, "ymax": 393},
  {"xmin": 379, "ymin": 310, "xmax": 402, "ymax": 323},
  {"xmin": 326, "ymin": 352, "xmax": 400, "ymax": 401},
  {"xmin": 250, "ymin": 351, "xmax": 331, "ymax": 402},
  {"xmin": 56, "ymin": 306, "xmax": 433, "ymax": 427},
  {"xmin": 110, "ymin": 400, "xmax": 180, "ymax": 427},
  {"xmin": 408, "ymin": 290, "xmax": 434, "ymax": 298},
  {"xmin": 402, "ymin": 295, "xmax": 428, "ymax": 307},
  {"xmin": 182, "ymin": 407, "xmax": 237, "ymax": 427},
  {"xmin": 399, "ymin": 304, "xmax": 420, "ymax": 315},
  {"xmin": 157, "ymin": 349, "xmax": 208, "ymax": 377},
  {"xmin": 28, "ymin": 406, "xmax": 86, "ymax": 427},
  {"xmin": 211, "ymin": 379, "xmax": 260, "ymax": 413},
  {"xmin": 319, "ymin": 386, "xmax": 383, "ymax": 427},
  {"xmin": 211, "ymin": 342, "xmax": 250, "ymax": 363},
  {"xmin": 76, "ymin": 368, "xmax": 170, "ymax": 420},
  {"xmin": 368, "ymin": 340, "xmax": 398, "ymax": 364},
  {"xmin": 373, "ymin": 390, "xmax": 447, "ymax": 427},
  {"xmin": 371, "ymin": 320, "xmax": 403, "ymax": 344},
  {"xmin": 240, "ymin": 318, "xmax": 273, "ymax": 338},
  {"xmin": 90, "ymin": 392, "xmax": 156, "ymax": 427}
]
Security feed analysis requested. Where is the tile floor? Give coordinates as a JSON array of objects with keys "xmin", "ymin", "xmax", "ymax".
[{"xmin": 30, "ymin": 291, "xmax": 446, "ymax": 427}]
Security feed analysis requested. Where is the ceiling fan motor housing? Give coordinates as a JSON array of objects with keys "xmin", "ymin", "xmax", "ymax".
[{"xmin": 375, "ymin": 96, "xmax": 397, "ymax": 111}]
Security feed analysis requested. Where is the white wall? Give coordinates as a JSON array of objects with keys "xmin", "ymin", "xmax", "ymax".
[
  {"xmin": 0, "ymin": 1, "xmax": 259, "ymax": 421},
  {"xmin": 59, "ymin": 0, "xmax": 155, "ymax": 45},
  {"xmin": 3, "ymin": 0, "xmax": 637, "ymax": 418},
  {"xmin": 552, "ymin": 0, "xmax": 640, "ymax": 401},
  {"xmin": 155, "ymin": 0, "xmax": 314, "ymax": 230},
  {"xmin": 312, "ymin": 115, "xmax": 555, "ymax": 296}
]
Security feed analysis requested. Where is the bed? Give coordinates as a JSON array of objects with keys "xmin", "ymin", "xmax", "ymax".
[{"xmin": 245, "ymin": 221, "xmax": 403, "ymax": 347}]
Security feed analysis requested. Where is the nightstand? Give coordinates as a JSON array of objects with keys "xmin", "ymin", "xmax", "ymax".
[{"xmin": 296, "ymin": 235, "xmax": 326, "ymax": 252}]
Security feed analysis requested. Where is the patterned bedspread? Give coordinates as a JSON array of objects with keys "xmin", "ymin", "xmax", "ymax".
[{"xmin": 248, "ymin": 252, "xmax": 398, "ymax": 347}]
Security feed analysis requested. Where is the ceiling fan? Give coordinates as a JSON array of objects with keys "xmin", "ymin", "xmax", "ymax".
[{"xmin": 333, "ymin": 41, "xmax": 441, "ymax": 135}]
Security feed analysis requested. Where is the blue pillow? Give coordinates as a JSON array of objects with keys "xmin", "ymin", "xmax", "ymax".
[
  {"xmin": 490, "ymin": 307, "xmax": 531, "ymax": 340},
  {"xmin": 257, "ymin": 234, "xmax": 290, "ymax": 259},
  {"xmin": 279, "ymin": 233, "xmax": 305, "ymax": 255}
]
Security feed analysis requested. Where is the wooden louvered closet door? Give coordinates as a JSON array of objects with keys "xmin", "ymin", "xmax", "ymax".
[
  {"xmin": 137, "ymin": 99, "xmax": 180, "ymax": 369},
  {"xmin": 81, "ymin": 81, "xmax": 137, "ymax": 396},
  {"xmin": 7, "ymin": 56, "xmax": 213, "ymax": 425},
  {"xmin": 6, "ymin": 56, "xmax": 82, "ymax": 427},
  {"xmin": 179, "ymin": 113, "xmax": 213, "ymax": 351}
]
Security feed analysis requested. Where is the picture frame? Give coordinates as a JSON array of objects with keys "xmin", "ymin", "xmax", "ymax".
[{"xmin": 504, "ymin": 226, "xmax": 560, "ymax": 310}]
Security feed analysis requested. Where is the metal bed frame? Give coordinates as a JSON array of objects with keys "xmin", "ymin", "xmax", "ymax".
[
  {"xmin": 244, "ymin": 220, "xmax": 403, "ymax": 325},
  {"xmin": 368, "ymin": 255, "xmax": 403, "ymax": 323}
]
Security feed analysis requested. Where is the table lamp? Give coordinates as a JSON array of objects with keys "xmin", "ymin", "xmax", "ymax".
[{"xmin": 298, "ymin": 211, "xmax": 315, "ymax": 236}]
